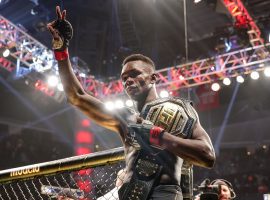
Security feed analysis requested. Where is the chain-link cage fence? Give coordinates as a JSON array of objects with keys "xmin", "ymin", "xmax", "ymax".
[{"xmin": 0, "ymin": 147, "xmax": 193, "ymax": 200}]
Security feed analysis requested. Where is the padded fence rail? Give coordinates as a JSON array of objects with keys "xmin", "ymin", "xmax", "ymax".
[{"xmin": 0, "ymin": 147, "xmax": 193, "ymax": 200}]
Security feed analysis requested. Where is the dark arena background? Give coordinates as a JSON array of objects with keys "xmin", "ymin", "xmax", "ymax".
[{"xmin": 0, "ymin": 0, "xmax": 270, "ymax": 199}]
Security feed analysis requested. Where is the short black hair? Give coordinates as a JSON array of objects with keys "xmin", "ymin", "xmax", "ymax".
[{"xmin": 122, "ymin": 54, "xmax": 155, "ymax": 70}]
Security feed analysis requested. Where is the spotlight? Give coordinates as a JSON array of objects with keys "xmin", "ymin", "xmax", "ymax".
[
  {"xmin": 211, "ymin": 82, "xmax": 220, "ymax": 91},
  {"xmin": 194, "ymin": 0, "xmax": 202, "ymax": 3},
  {"xmin": 264, "ymin": 67, "xmax": 270, "ymax": 77},
  {"xmin": 250, "ymin": 71, "xmax": 259, "ymax": 80},
  {"xmin": 125, "ymin": 99, "xmax": 133, "ymax": 107},
  {"xmin": 57, "ymin": 83, "xmax": 64, "ymax": 91},
  {"xmin": 179, "ymin": 75, "xmax": 185, "ymax": 80},
  {"xmin": 47, "ymin": 75, "xmax": 59, "ymax": 87},
  {"xmin": 115, "ymin": 100, "xmax": 124, "ymax": 109},
  {"xmin": 236, "ymin": 75, "xmax": 244, "ymax": 83},
  {"xmin": 160, "ymin": 90, "xmax": 169, "ymax": 98},
  {"xmin": 2, "ymin": 49, "xmax": 10, "ymax": 57},
  {"xmin": 79, "ymin": 73, "xmax": 86, "ymax": 78},
  {"xmin": 105, "ymin": 101, "xmax": 115, "ymax": 111},
  {"xmin": 223, "ymin": 77, "xmax": 231, "ymax": 86}
]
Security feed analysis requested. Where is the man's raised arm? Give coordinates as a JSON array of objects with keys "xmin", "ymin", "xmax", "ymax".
[{"xmin": 47, "ymin": 6, "xmax": 121, "ymax": 133}]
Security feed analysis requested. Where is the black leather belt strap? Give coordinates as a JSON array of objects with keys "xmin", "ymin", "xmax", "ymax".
[{"xmin": 118, "ymin": 150, "xmax": 162, "ymax": 200}]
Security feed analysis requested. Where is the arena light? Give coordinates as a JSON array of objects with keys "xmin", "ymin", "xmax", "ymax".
[
  {"xmin": 2, "ymin": 48, "xmax": 10, "ymax": 57},
  {"xmin": 115, "ymin": 100, "xmax": 124, "ymax": 109},
  {"xmin": 179, "ymin": 75, "xmax": 185, "ymax": 80},
  {"xmin": 250, "ymin": 71, "xmax": 259, "ymax": 80},
  {"xmin": 211, "ymin": 82, "xmax": 220, "ymax": 91},
  {"xmin": 236, "ymin": 75, "xmax": 244, "ymax": 83},
  {"xmin": 160, "ymin": 90, "xmax": 169, "ymax": 98},
  {"xmin": 223, "ymin": 77, "xmax": 231, "ymax": 86},
  {"xmin": 125, "ymin": 99, "xmax": 133, "ymax": 107},
  {"xmin": 79, "ymin": 73, "xmax": 86, "ymax": 78},
  {"xmin": 264, "ymin": 67, "xmax": 270, "ymax": 77},
  {"xmin": 47, "ymin": 75, "xmax": 59, "ymax": 87},
  {"xmin": 57, "ymin": 83, "xmax": 64, "ymax": 91},
  {"xmin": 105, "ymin": 101, "xmax": 115, "ymax": 111}
]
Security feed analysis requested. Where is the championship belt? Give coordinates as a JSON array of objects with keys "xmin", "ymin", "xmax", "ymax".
[
  {"xmin": 118, "ymin": 151, "xmax": 162, "ymax": 200},
  {"xmin": 140, "ymin": 97, "xmax": 197, "ymax": 200},
  {"xmin": 140, "ymin": 97, "xmax": 197, "ymax": 139},
  {"xmin": 120, "ymin": 98, "xmax": 197, "ymax": 200}
]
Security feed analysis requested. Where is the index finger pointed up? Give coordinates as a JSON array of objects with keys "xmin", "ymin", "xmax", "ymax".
[{"xmin": 56, "ymin": 6, "xmax": 62, "ymax": 20}]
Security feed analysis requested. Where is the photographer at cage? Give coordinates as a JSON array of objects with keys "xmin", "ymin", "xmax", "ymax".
[{"xmin": 194, "ymin": 179, "xmax": 236, "ymax": 200}]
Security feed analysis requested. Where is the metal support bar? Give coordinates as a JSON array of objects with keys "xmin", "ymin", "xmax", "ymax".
[{"xmin": 0, "ymin": 147, "xmax": 125, "ymax": 183}]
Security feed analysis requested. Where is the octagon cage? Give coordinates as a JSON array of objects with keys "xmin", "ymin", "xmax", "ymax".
[{"xmin": 0, "ymin": 147, "xmax": 193, "ymax": 200}]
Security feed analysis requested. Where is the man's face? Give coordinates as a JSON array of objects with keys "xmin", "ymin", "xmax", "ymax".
[
  {"xmin": 121, "ymin": 60, "xmax": 155, "ymax": 101},
  {"xmin": 219, "ymin": 185, "xmax": 231, "ymax": 200}
]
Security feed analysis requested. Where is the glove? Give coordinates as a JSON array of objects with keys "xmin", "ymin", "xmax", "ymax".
[
  {"xmin": 47, "ymin": 6, "xmax": 73, "ymax": 60},
  {"xmin": 52, "ymin": 19, "xmax": 73, "ymax": 51},
  {"xmin": 127, "ymin": 123, "xmax": 165, "ymax": 148}
]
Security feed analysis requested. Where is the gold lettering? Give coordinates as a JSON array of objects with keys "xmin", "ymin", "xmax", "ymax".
[
  {"xmin": 34, "ymin": 167, "xmax": 40, "ymax": 173},
  {"xmin": 9, "ymin": 166, "xmax": 40, "ymax": 177},
  {"xmin": 23, "ymin": 169, "xmax": 28, "ymax": 175}
]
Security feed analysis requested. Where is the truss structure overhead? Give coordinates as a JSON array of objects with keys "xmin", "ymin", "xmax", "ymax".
[
  {"xmin": 222, "ymin": 0, "xmax": 264, "ymax": 47},
  {"xmin": 1, "ymin": 15, "xmax": 270, "ymax": 100},
  {"xmin": 80, "ymin": 44, "xmax": 270, "ymax": 98},
  {"xmin": 0, "ymin": 15, "xmax": 57, "ymax": 77}
]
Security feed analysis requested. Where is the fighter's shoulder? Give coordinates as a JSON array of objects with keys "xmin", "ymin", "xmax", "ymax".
[
  {"xmin": 169, "ymin": 97, "xmax": 198, "ymax": 117},
  {"xmin": 115, "ymin": 106, "xmax": 138, "ymax": 123},
  {"xmin": 170, "ymin": 97, "xmax": 193, "ymax": 106}
]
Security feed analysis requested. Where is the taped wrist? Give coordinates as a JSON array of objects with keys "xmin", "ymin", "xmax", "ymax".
[
  {"xmin": 54, "ymin": 49, "xmax": 69, "ymax": 61},
  {"xmin": 149, "ymin": 126, "xmax": 164, "ymax": 146}
]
